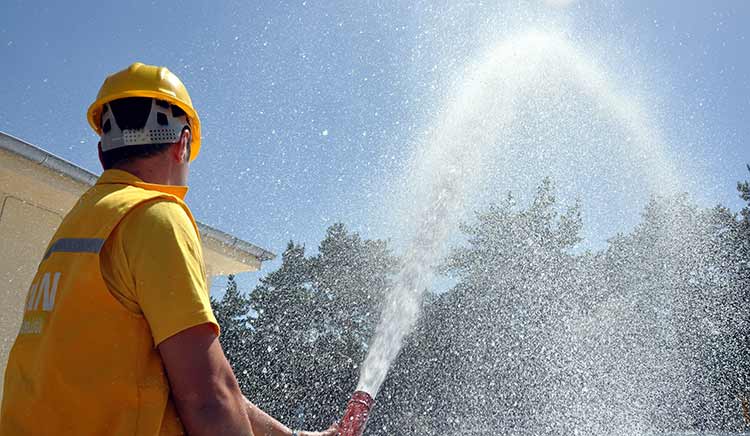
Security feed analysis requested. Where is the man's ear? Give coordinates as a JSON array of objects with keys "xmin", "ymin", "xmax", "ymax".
[
  {"xmin": 171, "ymin": 129, "xmax": 191, "ymax": 163},
  {"xmin": 177, "ymin": 129, "xmax": 191, "ymax": 163}
]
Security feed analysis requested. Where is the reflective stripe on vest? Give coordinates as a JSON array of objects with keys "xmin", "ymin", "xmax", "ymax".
[{"xmin": 43, "ymin": 238, "xmax": 105, "ymax": 260}]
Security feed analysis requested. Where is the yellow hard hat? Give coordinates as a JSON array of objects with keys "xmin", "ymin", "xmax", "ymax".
[{"xmin": 87, "ymin": 62, "xmax": 202, "ymax": 161}]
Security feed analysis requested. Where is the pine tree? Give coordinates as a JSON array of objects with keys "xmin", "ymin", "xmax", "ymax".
[
  {"xmin": 595, "ymin": 192, "xmax": 750, "ymax": 431},
  {"xmin": 210, "ymin": 274, "xmax": 252, "ymax": 391},
  {"xmin": 233, "ymin": 226, "xmax": 397, "ymax": 430},
  {"xmin": 243, "ymin": 242, "xmax": 314, "ymax": 426},
  {"xmin": 429, "ymin": 178, "xmax": 583, "ymax": 434},
  {"xmin": 213, "ymin": 168, "xmax": 750, "ymax": 434},
  {"xmin": 738, "ymin": 164, "xmax": 750, "ymax": 227}
]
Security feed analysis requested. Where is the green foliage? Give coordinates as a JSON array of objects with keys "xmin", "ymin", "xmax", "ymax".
[
  {"xmin": 210, "ymin": 274, "xmax": 252, "ymax": 389},
  {"xmin": 211, "ymin": 224, "xmax": 397, "ymax": 430},
  {"xmin": 739, "ymin": 164, "xmax": 750, "ymax": 227},
  {"xmin": 213, "ymin": 171, "xmax": 750, "ymax": 434},
  {"xmin": 368, "ymin": 178, "xmax": 586, "ymax": 434},
  {"xmin": 370, "ymin": 178, "xmax": 750, "ymax": 435},
  {"xmin": 595, "ymin": 195, "xmax": 750, "ymax": 430}
]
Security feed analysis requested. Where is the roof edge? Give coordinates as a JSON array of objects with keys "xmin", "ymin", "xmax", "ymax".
[
  {"xmin": 197, "ymin": 223, "xmax": 276, "ymax": 262},
  {"xmin": 0, "ymin": 131, "xmax": 98, "ymax": 186},
  {"xmin": 0, "ymin": 130, "xmax": 276, "ymax": 264}
]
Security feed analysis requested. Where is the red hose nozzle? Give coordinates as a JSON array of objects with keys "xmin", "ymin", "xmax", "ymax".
[{"xmin": 338, "ymin": 391, "xmax": 375, "ymax": 436}]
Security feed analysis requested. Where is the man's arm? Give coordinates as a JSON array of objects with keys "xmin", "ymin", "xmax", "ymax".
[
  {"xmin": 158, "ymin": 323, "xmax": 255, "ymax": 436},
  {"xmin": 132, "ymin": 203, "xmax": 335, "ymax": 435},
  {"xmin": 243, "ymin": 398, "xmax": 339, "ymax": 436},
  {"xmin": 159, "ymin": 323, "xmax": 339, "ymax": 436}
]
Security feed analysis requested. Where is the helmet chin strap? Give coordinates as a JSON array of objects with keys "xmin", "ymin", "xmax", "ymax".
[{"xmin": 100, "ymin": 99, "xmax": 189, "ymax": 152}]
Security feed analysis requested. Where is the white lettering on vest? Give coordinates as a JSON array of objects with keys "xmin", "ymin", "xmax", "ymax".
[
  {"xmin": 25, "ymin": 282, "xmax": 38, "ymax": 311},
  {"xmin": 43, "ymin": 272, "xmax": 61, "ymax": 311},
  {"xmin": 25, "ymin": 272, "xmax": 62, "ymax": 313}
]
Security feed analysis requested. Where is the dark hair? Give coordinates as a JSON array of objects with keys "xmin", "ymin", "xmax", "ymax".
[{"xmin": 100, "ymin": 97, "xmax": 189, "ymax": 170}]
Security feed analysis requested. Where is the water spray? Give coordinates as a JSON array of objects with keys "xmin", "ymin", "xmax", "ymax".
[{"xmin": 335, "ymin": 29, "xmax": 682, "ymax": 433}]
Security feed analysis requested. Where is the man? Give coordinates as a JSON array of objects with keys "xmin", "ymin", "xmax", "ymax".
[{"xmin": 0, "ymin": 63, "xmax": 338, "ymax": 436}]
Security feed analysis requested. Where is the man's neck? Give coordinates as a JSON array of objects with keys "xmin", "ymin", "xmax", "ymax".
[{"xmin": 114, "ymin": 162, "xmax": 173, "ymax": 185}]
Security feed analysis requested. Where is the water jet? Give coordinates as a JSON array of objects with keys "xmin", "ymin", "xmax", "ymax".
[{"xmin": 353, "ymin": 29, "xmax": 693, "ymax": 433}]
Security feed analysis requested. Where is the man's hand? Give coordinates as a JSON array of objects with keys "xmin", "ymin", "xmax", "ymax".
[
  {"xmin": 299, "ymin": 423, "xmax": 339, "ymax": 436},
  {"xmin": 244, "ymin": 396, "xmax": 339, "ymax": 436}
]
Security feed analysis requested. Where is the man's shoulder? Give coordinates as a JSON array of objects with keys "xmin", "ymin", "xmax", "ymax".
[
  {"xmin": 130, "ymin": 198, "xmax": 190, "ymax": 220},
  {"xmin": 122, "ymin": 199, "xmax": 198, "ymax": 241}
]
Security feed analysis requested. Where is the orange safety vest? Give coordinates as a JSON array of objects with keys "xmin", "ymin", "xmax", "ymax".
[{"xmin": 0, "ymin": 179, "xmax": 201, "ymax": 435}]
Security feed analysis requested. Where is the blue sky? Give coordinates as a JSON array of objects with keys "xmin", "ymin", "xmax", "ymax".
[{"xmin": 2, "ymin": 1, "xmax": 749, "ymax": 294}]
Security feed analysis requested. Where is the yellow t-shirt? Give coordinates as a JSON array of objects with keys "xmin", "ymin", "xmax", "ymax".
[
  {"xmin": 99, "ymin": 172, "xmax": 218, "ymax": 346},
  {"xmin": 1, "ymin": 169, "xmax": 214, "ymax": 435}
]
